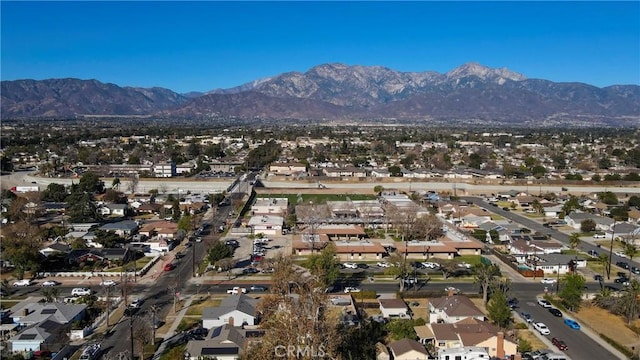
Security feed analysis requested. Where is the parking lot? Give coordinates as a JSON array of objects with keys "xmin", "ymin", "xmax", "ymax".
[{"xmin": 218, "ymin": 234, "xmax": 292, "ymax": 275}]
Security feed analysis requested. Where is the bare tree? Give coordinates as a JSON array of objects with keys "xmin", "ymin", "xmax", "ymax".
[
  {"xmin": 127, "ymin": 174, "xmax": 139, "ymax": 194},
  {"xmin": 132, "ymin": 316, "xmax": 152, "ymax": 359}
]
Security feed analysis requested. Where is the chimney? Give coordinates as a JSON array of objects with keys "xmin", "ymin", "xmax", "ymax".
[
  {"xmin": 448, "ymin": 288, "xmax": 455, "ymax": 297},
  {"xmin": 228, "ymin": 316, "xmax": 234, "ymax": 327},
  {"xmin": 22, "ymin": 308, "xmax": 29, "ymax": 316},
  {"xmin": 497, "ymin": 331, "xmax": 505, "ymax": 359}
]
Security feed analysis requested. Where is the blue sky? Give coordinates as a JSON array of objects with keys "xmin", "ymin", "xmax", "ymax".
[{"xmin": 2, "ymin": 1, "xmax": 639, "ymax": 93}]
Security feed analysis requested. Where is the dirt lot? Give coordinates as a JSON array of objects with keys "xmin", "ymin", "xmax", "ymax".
[{"xmin": 576, "ymin": 303, "xmax": 640, "ymax": 350}]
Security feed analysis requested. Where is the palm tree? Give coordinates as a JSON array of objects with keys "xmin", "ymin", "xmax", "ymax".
[
  {"xmin": 623, "ymin": 241, "xmax": 638, "ymax": 278},
  {"xmin": 473, "ymin": 263, "xmax": 501, "ymax": 304},
  {"xmin": 593, "ymin": 286, "xmax": 615, "ymax": 310},
  {"xmin": 617, "ymin": 279, "xmax": 640, "ymax": 325},
  {"xmin": 111, "ymin": 177, "xmax": 120, "ymax": 190},
  {"xmin": 569, "ymin": 233, "xmax": 581, "ymax": 250},
  {"xmin": 598, "ymin": 253, "xmax": 611, "ymax": 279}
]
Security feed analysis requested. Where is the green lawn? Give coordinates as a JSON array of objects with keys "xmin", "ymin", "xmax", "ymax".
[{"xmin": 256, "ymin": 193, "xmax": 377, "ymax": 204}]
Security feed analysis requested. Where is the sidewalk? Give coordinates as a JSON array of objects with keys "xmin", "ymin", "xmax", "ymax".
[{"xmin": 151, "ymin": 295, "xmax": 195, "ymax": 360}]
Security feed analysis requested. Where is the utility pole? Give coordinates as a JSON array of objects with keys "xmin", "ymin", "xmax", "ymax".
[
  {"xmin": 129, "ymin": 315, "xmax": 135, "ymax": 360},
  {"xmin": 556, "ymin": 263, "xmax": 561, "ymax": 294},
  {"xmin": 607, "ymin": 222, "xmax": 617, "ymax": 280},
  {"xmin": 105, "ymin": 284, "xmax": 110, "ymax": 328}
]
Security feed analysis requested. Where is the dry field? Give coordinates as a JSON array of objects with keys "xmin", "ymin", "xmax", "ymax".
[{"xmin": 576, "ymin": 303, "xmax": 640, "ymax": 350}]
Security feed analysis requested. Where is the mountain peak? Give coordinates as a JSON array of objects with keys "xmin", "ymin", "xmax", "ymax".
[{"xmin": 446, "ymin": 62, "xmax": 526, "ymax": 82}]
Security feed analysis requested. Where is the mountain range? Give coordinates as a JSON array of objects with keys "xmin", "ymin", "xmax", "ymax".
[{"xmin": 2, "ymin": 62, "xmax": 639, "ymax": 126}]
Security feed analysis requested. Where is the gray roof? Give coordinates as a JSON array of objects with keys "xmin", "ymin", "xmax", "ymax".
[
  {"xmin": 9, "ymin": 319, "xmax": 63, "ymax": 343},
  {"xmin": 184, "ymin": 324, "xmax": 247, "ymax": 358},
  {"xmin": 567, "ymin": 212, "xmax": 614, "ymax": 226},
  {"xmin": 613, "ymin": 223, "xmax": 640, "ymax": 235},
  {"xmin": 10, "ymin": 302, "xmax": 87, "ymax": 326},
  {"xmin": 537, "ymin": 253, "xmax": 584, "ymax": 264},
  {"xmin": 99, "ymin": 220, "xmax": 139, "ymax": 232},
  {"xmin": 202, "ymin": 294, "xmax": 257, "ymax": 320}
]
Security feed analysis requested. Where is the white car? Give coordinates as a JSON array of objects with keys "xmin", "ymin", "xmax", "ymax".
[
  {"xmin": 444, "ymin": 286, "xmax": 460, "ymax": 294},
  {"xmin": 421, "ymin": 262, "xmax": 440, "ymax": 269},
  {"xmin": 344, "ymin": 287, "xmax": 361, "ymax": 293},
  {"xmin": 100, "ymin": 280, "xmax": 117, "ymax": 287},
  {"xmin": 342, "ymin": 262, "xmax": 358, "ymax": 269},
  {"xmin": 593, "ymin": 233, "xmax": 606, "ymax": 239},
  {"xmin": 13, "ymin": 279, "xmax": 32, "ymax": 287},
  {"xmin": 533, "ymin": 322, "xmax": 551, "ymax": 335},
  {"xmin": 540, "ymin": 278, "xmax": 557, "ymax": 284},
  {"xmin": 41, "ymin": 280, "xmax": 59, "ymax": 287},
  {"xmin": 615, "ymin": 252, "xmax": 628, "ymax": 258},
  {"xmin": 71, "ymin": 288, "xmax": 92, "ymax": 297},
  {"xmin": 376, "ymin": 262, "xmax": 390, "ymax": 268},
  {"xmin": 129, "ymin": 298, "xmax": 143, "ymax": 308},
  {"xmin": 538, "ymin": 299, "xmax": 552, "ymax": 308}
]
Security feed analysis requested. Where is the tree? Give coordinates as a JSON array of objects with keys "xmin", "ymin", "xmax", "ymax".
[
  {"xmin": 599, "ymin": 253, "xmax": 611, "ymax": 279},
  {"xmin": 486, "ymin": 282, "xmax": 512, "ymax": 329},
  {"xmin": 177, "ymin": 214, "xmax": 193, "ymax": 232},
  {"xmin": 207, "ymin": 241, "xmax": 234, "ymax": 264},
  {"xmin": 616, "ymin": 279, "xmax": 640, "ymax": 325},
  {"xmin": 531, "ymin": 200, "xmax": 544, "ymax": 214},
  {"xmin": 562, "ymin": 196, "xmax": 580, "ymax": 215},
  {"xmin": 518, "ymin": 338, "xmax": 533, "ymax": 353},
  {"xmin": 568, "ymin": 233, "xmax": 581, "ymax": 250},
  {"xmin": 385, "ymin": 252, "xmax": 412, "ymax": 292},
  {"xmin": 623, "ymin": 242, "xmax": 639, "ymax": 278},
  {"xmin": 242, "ymin": 255, "xmax": 340, "ymax": 360},
  {"xmin": 580, "ymin": 219, "xmax": 596, "ymax": 233},
  {"xmin": 111, "ymin": 177, "xmax": 121, "ymax": 190},
  {"xmin": 473, "ymin": 263, "xmax": 501, "ymax": 304},
  {"xmin": 558, "ymin": 273, "xmax": 586, "ymax": 311},
  {"xmin": 41, "ymin": 183, "xmax": 68, "ymax": 202},
  {"xmin": 629, "ymin": 195, "xmax": 640, "ymax": 208},
  {"xmin": 597, "ymin": 191, "xmax": 618, "ymax": 205},
  {"xmin": 592, "ymin": 286, "xmax": 616, "ymax": 311},
  {"xmin": 411, "ymin": 214, "xmax": 444, "ymax": 241},
  {"xmin": 387, "ymin": 318, "xmax": 424, "ymax": 341},
  {"xmin": 388, "ymin": 165, "xmax": 403, "ymax": 177},
  {"xmin": 41, "ymin": 287, "xmax": 59, "ymax": 302},
  {"xmin": 132, "ymin": 316, "xmax": 153, "ymax": 359},
  {"xmin": 304, "ymin": 242, "xmax": 340, "ymax": 288},
  {"xmin": 78, "ymin": 171, "xmax": 105, "ymax": 194},
  {"xmin": 338, "ymin": 320, "xmax": 387, "ymax": 359}
]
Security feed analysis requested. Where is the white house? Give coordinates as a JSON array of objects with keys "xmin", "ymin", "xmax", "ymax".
[
  {"xmin": 378, "ymin": 299, "xmax": 410, "ymax": 319},
  {"xmin": 438, "ymin": 346, "xmax": 491, "ymax": 360},
  {"xmin": 202, "ymin": 294, "xmax": 258, "ymax": 329},
  {"xmin": 247, "ymin": 215, "xmax": 284, "ymax": 236},
  {"xmin": 429, "ymin": 295, "xmax": 485, "ymax": 324}
]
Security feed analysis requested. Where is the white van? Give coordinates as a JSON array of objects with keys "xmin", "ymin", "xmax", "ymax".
[
  {"xmin": 544, "ymin": 354, "xmax": 567, "ymax": 360},
  {"xmin": 71, "ymin": 288, "xmax": 91, "ymax": 296}
]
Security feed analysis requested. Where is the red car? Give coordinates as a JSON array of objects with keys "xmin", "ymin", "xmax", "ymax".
[
  {"xmin": 552, "ymin": 337, "xmax": 568, "ymax": 351},
  {"xmin": 164, "ymin": 263, "xmax": 176, "ymax": 271}
]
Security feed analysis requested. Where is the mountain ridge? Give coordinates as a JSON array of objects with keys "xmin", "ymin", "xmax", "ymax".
[{"xmin": 2, "ymin": 63, "xmax": 639, "ymax": 126}]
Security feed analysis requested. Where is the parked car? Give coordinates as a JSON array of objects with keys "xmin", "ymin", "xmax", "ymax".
[
  {"xmin": 129, "ymin": 298, "xmax": 143, "ymax": 308},
  {"xmin": 520, "ymin": 312, "xmax": 533, "ymax": 323},
  {"xmin": 533, "ymin": 322, "xmax": 551, "ymax": 335},
  {"xmin": 174, "ymin": 252, "xmax": 185, "ymax": 259},
  {"xmin": 344, "ymin": 287, "xmax": 361, "ymax": 293},
  {"xmin": 164, "ymin": 263, "xmax": 176, "ymax": 271},
  {"xmin": 548, "ymin": 308, "xmax": 563, "ymax": 317},
  {"xmin": 71, "ymin": 288, "xmax": 92, "ymax": 297},
  {"xmin": 588, "ymin": 250, "xmax": 598, "ymax": 257},
  {"xmin": 615, "ymin": 277, "xmax": 630, "ymax": 286},
  {"xmin": 227, "ymin": 287, "xmax": 247, "ymax": 295},
  {"xmin": 376, "ymin": 261, "xmax": 390, "ymax": 268},
  {"xmin": 537, "ymin": 299, "xmax": 552, "ymax": 308},
  {"xmin": 594, "ymin": 274, "xmax": 604, "ymax": 281},
  {"xmin": 632, "ymin": 267, "xmax": 640, "ymax": 275},
  {"xmin": 100, "ymin": 280, "xmax": 117, "ymax": 287},
  {"xmin": 243, "ymin": 267, "xmax": 259, "ymax": 275},
  {"xmin": 421, "ymin": 262, "xmax": 440, "ymax": 269},
  {"xmin": 540, "ymin": 278, "xmax": 557, "ymax": 284},
  {"xmin": 250, "ymin": 285, "xmax": 268, "ymax": 292},
  {"xmin": 564, "ymin": 318, "xmax": 581, "ymax": 330},
  {"xmin": 552, "ymin": 337, "xmax": 568, "ymax": 350},
  {"xmin": 593, "ymin": 233, "xmax": 606, "ymax": 239},
  {"xmin": 615, "ymin": 252, "xmax": 628, "ymax": 259},
  {"xmin": 616, "ymin": 261, "xmax": 630, "ymax": 269},
  {"xmin": 13, "ymin": 279, "xmax": 32, "ymax": 287},
  {"xmin": 225, "ymin": 239, "xmax": 240, "ymax": 247},
  {"xmin": 342, "ymin": 262, "xmax": 358, "ymax": 269},
  {"xmin": 41, "ymin": 280, "xmax": 59, "ymax": 287}
]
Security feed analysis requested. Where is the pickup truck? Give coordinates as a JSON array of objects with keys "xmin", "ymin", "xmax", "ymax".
[{"xmin": 227, "ymin": 287, "xmax": 247, "ymax": 295}]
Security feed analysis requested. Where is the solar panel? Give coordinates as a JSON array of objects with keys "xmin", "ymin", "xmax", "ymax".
[
  {"xmin": 201, "ymin": 347, "xmax": 238, "ymax": 355},
  {"xmin": 19, "ymin": 334, "xmax": 37, "ymax": 340},
  {"xmin": 41, "ymin": 309, "xmax": 57, "ymax": 314},
  {"xmin": 210, "ymin": 326, "xmax": 222, "ymax": 338}
]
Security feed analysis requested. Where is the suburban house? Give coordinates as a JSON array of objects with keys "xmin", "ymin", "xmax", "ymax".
[
  {"xmin": 39, "ymin": 242, "xmax": 71, "ymax": 257},
  {"xmin": 98, "ymin": 220, "xmax": 139, "ymax": 237},
  {"xmin": 138, "ymin": 221, "xmax": 178, "ymax": 239},
  {"xmin": 429, "ymin": 295, "xmax": 485, "ymax": 324},
  {"xmin": 202, "ymin": 294, "xmax": 258, "ymax": 329},
  {"xmin": 529, "ymin": 254, "xmax": 587, "ymax": 275},
  {"xmin": 388, "ymin": 338, "xmax": 430, "ymax": 360},
  {"xmin": 508, "ymin": 239, "xmax": 565, "ymax": 263},
  {"xmin": 429, "ymin": 319, "xmax": 516, "ymax": 358},
  {"xmin": 183, "ymin": 324, "xmax": 264, "ymax": 360},
  {"xmin": 98, "ymin": 203, "xmax": 128, "ymax": 217},
  {"xmin": 292, "ymin": 234, "xmax": 330, "ymax": 256},
  {"xmin": 378, "ymin": 299, "xmax": 410, "ymax": 319},
  {"xmin": 438, "ymin": 347, "xmax": 491, "ymax": 360},
  {"xmin": 9, "ymin": 302, "xmax": 87, "ymax": 327},
  {"xmin": 8, "ymin": 320, "xmax": 69, "ymax": 354},
  {"xmin": 397, "ymin": 241, "xmax": 458, "ymax": 260},
  {"xmin": 565, "ymin": 211, "xmax": 614, "ymax": 231}
]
